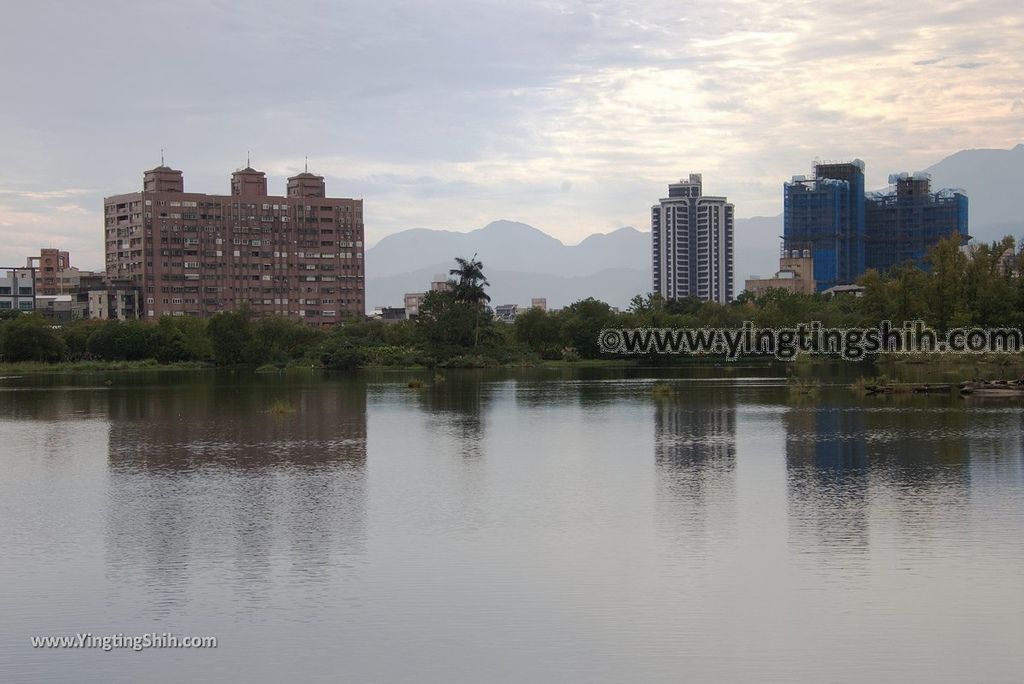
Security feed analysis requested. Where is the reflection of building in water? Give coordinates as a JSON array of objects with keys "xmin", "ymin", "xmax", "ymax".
[
  {"xmin": 786, "ymin": 406, "xmax": 868, "ymax": 471},
  {"xmin": 653, "ymin": 386, "xmax": 737, "ymax": 550},
  {"xmin": 968, "ymin": 412, "xmax": 1024, "ymax": 491},
  {"xmin": 104, "ymin": 379, "xmax": 367, "ymax": 610},
  {"xmin": 785, "ymin": 402, "xmax": 978, "ymax": 558},
  {"xmin": 785, "ymin": 406, "xmax": 870, "ymax": 556},
  {"xmin": 860, "ymin": 404, "xmax": 972, "ymax": 535},
  {"xmin": 106, "ymin": 380, "xmax": 366, "ymax": 469}
]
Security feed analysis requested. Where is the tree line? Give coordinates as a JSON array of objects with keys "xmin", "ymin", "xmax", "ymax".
[{"xmin": 2, "ymin": 236, "xmax": 1023, "ymax": 367}]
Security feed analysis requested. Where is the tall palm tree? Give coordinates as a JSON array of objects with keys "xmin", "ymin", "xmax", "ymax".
[
  {"xmin": 449, "ymin": 254, "xmax": 491, "ymax": 305},
  {"xmin": 449, "ymin": 254, "xmax": 491, "ymax": 348}
]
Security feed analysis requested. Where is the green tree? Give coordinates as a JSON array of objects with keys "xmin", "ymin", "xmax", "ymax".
[
  {"xmin": 513, "ymin": 307, "xmax": 563, "ymax": 359},
  {"xmin": 0, "ymin": 314, "xmax": 66, "ymax": 362},
  {"xmin": 924, "ymin": 236, "xmax": 969, "ymax": 331},
  {"xmin": 664, "ymin": 296, "xmax": 704, "ymax": 316},
  {"xmin": 415, "ymin": 290, "xmax": 489, "ymax": 361},
  {"xmin": 561, "ymin": 298, "xmax": 614, "ymax": 358},
  {"xmin": 961, "ymin": 238, "xmax": 1017, "ymax": 326},
  {"xmin": 449, "ymin": 254, "xmax": 491, "ymax": 305},
  {"xmin": 449, "ymin": 255, "xmax": 492, "ymax": 348},
  {"xmin": 154, "ymin": 316, "xmax": 212, "ymax": 363},
  {"xmin": 61, "ymin": 319, "xmax": 102, "ymax": 360},
  {"xmin": 86, "ymin": 320, "xmax": 157, "ymax": 360},
  {"xmin": 319, "ymin": 336, "xmax": 368, "ymax": 370},
  {"xmin": 254, "ymin": 315, "xmax": 325, "ymax": 364},
  {"xmin": 206, "ymin": 309, "xmax": 256, "ymax": 365}
]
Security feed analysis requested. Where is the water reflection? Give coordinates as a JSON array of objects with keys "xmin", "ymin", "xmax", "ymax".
[
  {"xmin": 653, "ymin": 383, "xmax": 737, "ymax": 552},
  {"xmin": 103, "ymin": 375, "xmax": 368, "ymax": 614},
  {"xmin": 785, "ymin": 405, "xmax": 871, "ymax": 558},
  {"xmin": 0, "ymin": 380, "xmax": 115, "ymax": 420},
  {"xmin": 412, "ymin": 373, "xmax": 493, "ymax": 459},
  {"xmin": 784, "ymin": 395, "xmax": 987, "ymax": 564},
  {"xmin": 3, "ymin": 369, "xmax": 1024, "ymax": 682},
  {"xmin": 106, "ymin": 377, "xmax": 366, "ymax": 469}
]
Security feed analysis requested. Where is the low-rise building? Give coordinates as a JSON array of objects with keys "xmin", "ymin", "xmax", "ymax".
[
  {"xmin": 0, "ymin": 267, "xmax": 36, "ymax": 313},
  {"xmin": 84, "ymin": 281, "xmax": 143, "ymax": 320},
  {"xmin": 28, "ymin": 270, "xmax": 142, "ymax": 322},
  {"xmin": 744, "ymin": 251, "xmax": 816, "ymax": 297},
  {"xmin": 35, "ymin": 294, "xmax": 75, "ymax": 322},
  {"xmin": 26, "ymin": 248, "xmax": 108, "ymax": 298},
  {"xmin": 404, "ymin": 292, "xmax": 426, "ymax": 318},
  {"xmin": 494, "ymin": 304, "xmax": 518, "ymax": 322},
  {"xmin": 378, "ymin": 306, "xmax": 408, "ymax": 322},
  {"xmin": 823, "ymin": 284, "xmax": 865, "ymax": 297},
  {"xmin": 430, "ymin": 275, "xmax": 451, "ymax": 293},
  {"xmin": 404, "ymin": 275, "xmax": 454, "ymax": 319}
]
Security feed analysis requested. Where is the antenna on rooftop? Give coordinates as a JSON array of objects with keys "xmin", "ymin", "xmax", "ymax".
[
  {"xmin": 304, "ymin": 156, "xmax": 309, "ymax": 173},
  {"xmin": 160, "ymin": 148, "xmax": 165, "ymax": 166},
  {"xmin": 247, "ymin": 150, "xmax": 251, "ymax": 167}
]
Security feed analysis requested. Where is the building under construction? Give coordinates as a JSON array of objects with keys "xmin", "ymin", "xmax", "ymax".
[
  {"xmin": 782, "ymin": 160, "xmax": 865, "ymax": 291},
  {"xmin": 783, "ymin": 160, "xmax": 967, "ymax": 291},
  {"xmin": 864, "ymin": 173, "xmax": 969, "ymax": 273}
]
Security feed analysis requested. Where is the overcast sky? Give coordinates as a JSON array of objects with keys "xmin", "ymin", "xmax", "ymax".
[{"xmin": 1, "ymin": 0, "xmax": 1022, "ymax": 269}]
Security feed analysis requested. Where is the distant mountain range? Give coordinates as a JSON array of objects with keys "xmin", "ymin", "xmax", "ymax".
[
  {"xmin": 923, "ymin": 143, "xmax": 1024, "ymax": 238},
  {"xmin": 368, "ymin": 220, "xmax": 648, "ymax": 280},
  {"xmin": 366, "ymin": 220, "xmax": 651, "ymax": 311},
  {"xmin": 367, "ymin": 144, "xmax": 1023, "ymax": 311}
]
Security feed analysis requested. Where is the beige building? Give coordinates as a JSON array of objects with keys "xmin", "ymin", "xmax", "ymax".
[
  {"xmin": 744, "ymin": 253, "xmax": 816, "ymax": 297},
  {"xmin": 404, "ymin": 275, "xmax": 453, "ymax": 318},
  {"xmin": 403, "ymin": 292, "xmax": 427, "ymax": 318},
  {"xmin": 86, "ymin": 287, "xmax": 142, "ymax": 320}
]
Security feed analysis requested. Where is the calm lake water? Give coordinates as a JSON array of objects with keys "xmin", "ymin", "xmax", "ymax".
[{"xmin": 1, "ymin": 366, "xmax": 1023, "ymax": 683}]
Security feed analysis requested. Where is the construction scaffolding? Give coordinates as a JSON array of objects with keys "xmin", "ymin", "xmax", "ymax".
[{"xmin": 864, "ymin": 174, "xmax": 969, "ymax": 273}]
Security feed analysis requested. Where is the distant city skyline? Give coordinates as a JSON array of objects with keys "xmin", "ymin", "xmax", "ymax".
[{"xmin": 1, "ymin": 1, "xmax": 1022, "ymax": 270}]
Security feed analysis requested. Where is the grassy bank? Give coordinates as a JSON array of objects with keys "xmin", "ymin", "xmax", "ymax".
[
  {"xmin": 0, "ymin": 359, "xmax": 211, "ymax": 374},
  {"xmin": 875, "ymin": 352, "xmax": 1024, "ymax": 382},
  {"xmin": 4, "ymin": 352, "xmax": 1020, "ymax": 378}
]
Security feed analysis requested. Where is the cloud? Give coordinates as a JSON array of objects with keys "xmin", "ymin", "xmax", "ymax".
[
  {"xmin": 0, "ymin": 0, "xmax": 1022, "ymax": 264},
  {"xmin": 0, "ymin": 188, "xmax": 92, "ymax": 200}
]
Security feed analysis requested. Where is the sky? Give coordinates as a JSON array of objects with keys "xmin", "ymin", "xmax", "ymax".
[{"xmin": 1, "ymin": 0, "xmax": 1022, "ymax": 270}]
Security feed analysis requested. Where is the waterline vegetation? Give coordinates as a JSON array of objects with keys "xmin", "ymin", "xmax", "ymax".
[
  {"xmin": 266, "ymin": 399, "xmax": 297, "ymax": 415},
  {"xmin": 2, "ymin": 237, "xmax": 1024, "ymax": 376}
]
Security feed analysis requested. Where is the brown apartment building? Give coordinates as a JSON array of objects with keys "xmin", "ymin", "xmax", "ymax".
[
  {"xmin": 26, "ymin": 248, "xmax": 71, "ymax": 295},
  {"xmin": 104, "ymin": 163, "xmax": 364, "ymax": 324}
]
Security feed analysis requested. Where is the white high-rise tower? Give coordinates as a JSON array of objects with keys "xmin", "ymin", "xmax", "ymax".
[{"xmin": 651, "ymin": 174, "xmax": 734, "ymax": 304}]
